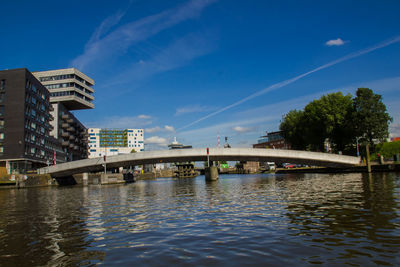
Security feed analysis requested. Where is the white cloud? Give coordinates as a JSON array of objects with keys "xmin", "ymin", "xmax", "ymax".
[
  {"xmin": 175, "ymin": 104, "xmax": 215, "ymax": 116},
  {"xmin": 232, "ymin": 126, "xmax": 256, "ymax": 134},
  {"xmin": 325, "ymin": 38, "xmax": 345, "ymax": 46},
  {"xmin": 145, "ymin": 125, "xmax": 176, "ymax": 133},
  {"xmin": 390, "ymin": 123, "xmax": 400, "ymax": 138},
  {"xmin": 70, "ymin": 0, "xmax": 216, "ymax": 71},
  {"xmin": 145, "ymin": 126, "xmax": 161, "ymax": 133},
  {"xmin": 103, "ymin": 31, "xmax": 216, "ymax": 91},
  {"xmin": 145, "ymin": 136, "xmax": 168, "ymax": 146},
  {"xmin": 138, "ymin": 114, "xmax": 152, "ymax": 119},
  {"xmin": 164, "ymin": 125, "xmax": 175, "ymax": 132}
]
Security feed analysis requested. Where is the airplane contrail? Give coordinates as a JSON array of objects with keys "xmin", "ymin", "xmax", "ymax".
[{"xmin": 177, "ymin": 36, "xmax": 400, "ymax": 131}]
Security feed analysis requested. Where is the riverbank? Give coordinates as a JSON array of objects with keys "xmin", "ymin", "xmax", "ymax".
[
  {"xmin": 276, "ymin": 163, "xmax": 400, "ymax": 174},
  {"xmin": 2, "ymin": 164, "xmax": 399, "ymax": 189},
  {"xmin": 0, "ymin": 169, "xmax": 175, "ymax": 189}
]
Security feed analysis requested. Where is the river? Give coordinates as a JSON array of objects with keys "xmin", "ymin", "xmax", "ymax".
[{"xmin": 0, "ymin": 172, "xmax": 399, "ymax": 266}]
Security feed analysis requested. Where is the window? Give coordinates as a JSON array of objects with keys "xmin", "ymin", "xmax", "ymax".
[
  {"xmin": 0, "ymin": 93, "xmax": 5, "ymax": 103},
  {"xmin": 0, "ymin": 146, "xmax": 3, "ymax": 153},
  {"xmin": 0, "ymin": 119, "xmax": 4, "ymax": 128},
  {"xmin": 30, "ymin": 147, "xmax": 36, "ymax": 154},
  {"xmin": 0, "ymin": 106, "xmax": 4, "ymax": 116},
  {"xmin": 0, "ymin": 133, "xmax": 4, "ymax": 139},
  {"xmin": 0, "ymin": 80, "xmax": 5, "ymax": 90}
]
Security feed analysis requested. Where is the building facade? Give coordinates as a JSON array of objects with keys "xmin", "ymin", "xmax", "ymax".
[
  {"xmin": 88, "ymin": 128, "xmax": 144, "ymax": 158},
  {"xmin": 253, "ymin": 130, "xmax": 290, "ymax": 149},
  {"xmin": 33, "ymin": 68, "xmax": 94, "ymax": 161},
  {"xmin": 0, "ymin": 68, "xmax": 65, "ymax": 174}
]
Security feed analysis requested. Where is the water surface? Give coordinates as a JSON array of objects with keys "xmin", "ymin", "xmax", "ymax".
[{"xmin": 0, "ymin": 173, "xmax": 399, "ymax": 266}]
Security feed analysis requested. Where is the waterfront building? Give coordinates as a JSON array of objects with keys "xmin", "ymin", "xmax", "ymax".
[
  {"xmin": 88, "ymin": 128, "xmax": 144, "ymax": 158},
  {"xmin": 168, "ymin": 137, "xmax": 192, "ymax": 150},
  {"xmin": 0, "ymin": 68, "xmax": 65, "ymax": 174},
  {"xmin": 253, "ymin": 130, "xmax": 290, "ymax": 149},
  {"xmin": 167, "ymin": 137, "xmax": 197, "ymax": 178},
  {"xmin": 33, "ymin": 68, "xmax": 94, "ymax": 161}
]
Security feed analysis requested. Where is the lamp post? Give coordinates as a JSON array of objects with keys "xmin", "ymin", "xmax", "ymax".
[{"xmin": 356, "ymin": 137, "xmax": 360, "ymax": 157}]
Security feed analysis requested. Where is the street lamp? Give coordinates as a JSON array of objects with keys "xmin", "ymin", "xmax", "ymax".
[{"xmin": 356, "ymin": 137, "xmax": 361, "ymax": 157}]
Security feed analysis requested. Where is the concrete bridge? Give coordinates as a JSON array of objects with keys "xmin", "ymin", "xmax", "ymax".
[{"xmin": 38, "ymin": 148, "xmax": 361, "ymax": 177}]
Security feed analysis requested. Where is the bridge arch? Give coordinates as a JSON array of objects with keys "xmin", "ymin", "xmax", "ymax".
[{"xmin": 38, "ymin": 148, "xmax": 361, "ymax": 177}]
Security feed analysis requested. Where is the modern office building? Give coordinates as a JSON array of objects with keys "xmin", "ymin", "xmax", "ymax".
[
  {"xmin": 0, "ymin": 68, "xmax": 65, "ymax": 174},
  {"xmin": 33, "ymin": 68, "xmax": 94, "ymax": 161},
  {"xmin": 253, "ymin": 130, "xmax": 290, "ymax": 149},
  {"xmin": 88, "ymin": 128, "xmax": 144, "ymax": 158}
]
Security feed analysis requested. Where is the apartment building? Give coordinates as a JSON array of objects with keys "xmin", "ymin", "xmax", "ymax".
[
  {"xmin": 0, "ymin": 68, "xmax": 65, "ymax": 174},
  {"xmin": 88, "ymin": 128, "xmax": 144, "ymax": 158},
  {"xmin": 33, "ymin": 68, "xmax": 94, "ymax": 161}
]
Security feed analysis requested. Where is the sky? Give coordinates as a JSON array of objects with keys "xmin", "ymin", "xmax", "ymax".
[{"xmin": 1, "ymin": 0, "xmax": 400, "ymax": 150}]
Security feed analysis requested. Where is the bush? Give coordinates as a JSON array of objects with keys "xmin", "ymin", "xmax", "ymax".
[{"xmin": 375, "ymin": 141, "xmax": 400, "ymax": 160}]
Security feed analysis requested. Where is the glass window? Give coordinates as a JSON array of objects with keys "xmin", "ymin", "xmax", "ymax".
[
  {"xmin": 0, "ymin": 133, "xmax": 3, "ymax": 139},
  {"xmin": 0, "ymin": 93, "xmax": 5, "ymax": 103},
  {"xmin": 0, "ymin": 146, "xmax": 3, "ymax": 153},
  {"xmin": 0, "ymin": 106, "xmax": 4, "ymax": 116}
]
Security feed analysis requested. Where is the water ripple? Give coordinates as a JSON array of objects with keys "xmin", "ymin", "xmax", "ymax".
[{"xmin": 0, "ymin": 173, "xmax": 399, "ymax": 265}]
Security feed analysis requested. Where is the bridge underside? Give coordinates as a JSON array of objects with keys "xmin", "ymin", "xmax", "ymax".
[{"xmin": 38, "ymin": 148, "xmax": 361, "ymax": 178}]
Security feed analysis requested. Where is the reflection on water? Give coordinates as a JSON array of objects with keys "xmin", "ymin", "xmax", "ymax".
[{"xmin": 0, "ymin": 173, "xmax": 399, "ymax": 266}]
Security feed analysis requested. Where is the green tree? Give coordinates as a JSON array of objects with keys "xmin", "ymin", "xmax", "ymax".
[
  {"xmin": 130, "ymin": 149, "xmax": 136, "ymax": 153},
  {"xmin": 280, "ymin": 92, "xmax": 354, "ymax": 152},
  {"xmin": 352, "ymin": 88, "xmax": 392, "ymax": 145},
  {"xmin": 280, "ymin": 109, "xmax": 307, "ymax": 150},
  {"xmin": 303, "ymin": 92, "xmax": 354, "ymax": 152}
]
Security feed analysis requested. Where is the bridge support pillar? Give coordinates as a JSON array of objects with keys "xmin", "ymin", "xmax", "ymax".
[
  {"xmin": 205, "ymin": 166, "xmax": 218, "ymax": 181},
  {"xmin": 83, "ymin": 172, "xmax": 89, "ymax": 186},
  {"xmin": 101, "ymin": 173, "xmax": 109, "ymax": 184}
]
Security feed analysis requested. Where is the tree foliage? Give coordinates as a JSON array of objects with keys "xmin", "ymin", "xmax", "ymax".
[
  {"xmin": 303, "ymin": 92, "xmax": 354, "ymax": 151},
  {"xmin": 352, "ymin": 88, "xmax": 392, "ymax": 144},
  {"xmin": 279, "ymin": 88, "xmax": 392, "ymax": 154},
  {"xmin": 279, "ymin": 109, "xmax": 306, "ymax": 150},
  {"xmin": 375, "ymin": 141, "xmax": 400, "ymax": 160}
]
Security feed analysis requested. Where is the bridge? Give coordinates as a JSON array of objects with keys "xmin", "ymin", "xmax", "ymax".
[{"xmin": 38, "ymin": 148, "xmax": 361, "ymax": 177}]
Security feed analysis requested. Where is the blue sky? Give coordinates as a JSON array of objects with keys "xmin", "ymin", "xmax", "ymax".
[{"xmin": 1, "ymin": 0, "xmax": 400, "ymax": 149}]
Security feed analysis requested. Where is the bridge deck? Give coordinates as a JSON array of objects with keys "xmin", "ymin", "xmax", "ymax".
[{"xmin": 38, "ymin": 148, "xmax": 361, "ymax": 177}]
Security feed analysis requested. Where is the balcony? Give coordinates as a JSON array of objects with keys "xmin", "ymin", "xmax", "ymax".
[
  {"xmin": 62, "ymin": 141, "xmax": 70, "ymax": 147},
  {"xmin": 61, "ymin": 114, "xmax": 69, "ymax": 120},
  {"xmin": 61, "ymin": 123, "xmax": 69, "ymax": 128},
  {"xmin": 67, "ymin": 126, "xmax": 75, "ymax": 132}
]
